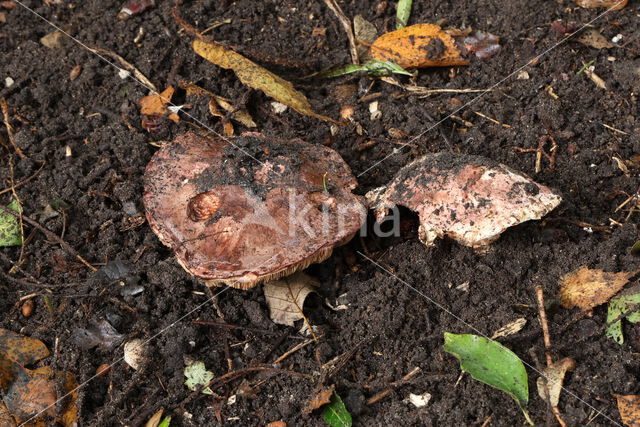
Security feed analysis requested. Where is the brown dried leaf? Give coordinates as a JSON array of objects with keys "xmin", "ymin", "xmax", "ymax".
[
  {"xmin": 193, "ymin": 40, "xmax": 341, "ymax": 124},
  {"xmin": 264, "ymin": 272, "xmax": 319, "ymax": 327},
  {"xmin": 371, "ymin": 23, "xmax": 468, "ymax": 69},
  {"xmin": 58, "ymin": 371, "xmax": 78, "ymax": 427},
  {"xmin": 577, "ymin": 28, "xmax": 615, "ymax": 49},
  {"xmin": 266, "ymin": 421, "xmax": 287, "ymax": 427},
  {"xmin": 536, "ymin": 358, "xmax": 576, "ymax": 407},
  {"xmin": 2, "ymin": 360, "xmax": 56, "ymax": 424},
  {"xmin": 302, "ymin": 385, "xmax": 335, "ymax": 416},
  {"xmin": 354, "ymin": 15, "xmax": 378, "ymax": 60},
  {"xmin": 491, "ymin": 318, "xmax": 527, "ymax": 340},
  {"xmin": 560, "ymin": 266, "xmax": 638, "ymax": 311},
  {"xmin": 0, "ymin": 328, "xmax": 50, "ymax": 367},
  {"xmin": 140, "ymin": 86, "xmax": 179, "ymax": 123},
  {"xmin": 0, "ymin": 401, "xmax": 17, "ymax": 427},
  {"xmin": 183, "ymin": 81, "xmax": 256, "ymax": 128},
  {"xmin": 575, "ymin": 0, "xmax": 627, "ymax": 10},
  {"xmin": 145, "ymin": 408, "xmax": 164, "ymax": 427},
  {"xmin": 615, "ymin": 394, "xmax": 640, "ymax": 427}
]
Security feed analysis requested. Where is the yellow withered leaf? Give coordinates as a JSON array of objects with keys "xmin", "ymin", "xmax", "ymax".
[
  {"xmin": 193, "ymin": 40, "xmax": 342, "ymax": 125},
  {"xmin": 614, "ymin": 394, "xmax": 640, "ymax": 427},
  {"xmin": 371, "ymin": 23, "xmax": 468, "ymax": 69},
  {"xmin": 559, "ymin": 266, "xmax": 638, "ymax": 311}
]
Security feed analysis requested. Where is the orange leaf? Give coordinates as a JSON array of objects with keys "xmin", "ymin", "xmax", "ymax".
[
  {"xmin": 614, "ymin": 394, "xmax": 640, "ymax": 427},
  {"xmin": 302, "ymin": 385, "xmax": 335, "ymax": 416},
  {"xmin": 140, "ymin": 86, "xmax": 176, "ymax": 118},
  {"xmin": 559, "ymin": 266, "xmax": 638, "ymax": 311},
  {"xmin": 0, "ymin": 328, "xmax": 50, "ymax": 367},
  {"xmin": 371, "ymin": 23, "xmax": 469, "ymax": 69}
]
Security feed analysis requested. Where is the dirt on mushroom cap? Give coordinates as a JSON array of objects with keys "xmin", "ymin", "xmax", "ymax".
[
  {"xmin": 366, "ymin": 152, "xmax": 562, "ymax": 248},
  {"xmin": 143, "ymin": 133, "xmax": 367, "ymax": 289}
]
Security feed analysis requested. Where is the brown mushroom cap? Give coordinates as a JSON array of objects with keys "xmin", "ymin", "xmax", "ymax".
[
  {"xmin": 143, "ymin": 133, "xmax": 366, "ymax": 289},
  {"xmin": 366, "ymin": 153, "xmax": 562, "ymax": 248}
]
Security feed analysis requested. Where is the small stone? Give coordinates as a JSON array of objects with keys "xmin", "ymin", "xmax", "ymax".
[{"xmin": 40, "ymin": 31, "xmax": 64, "ymax": 49}]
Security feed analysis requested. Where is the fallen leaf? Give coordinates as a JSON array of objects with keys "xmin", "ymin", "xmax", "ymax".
[
  {"xmin": 145, "ymin": 408, "xmax": 164, "ymax": 427},
  {"xmin": 40, "ymin": 30, "xmax": 64, "ymax": 49},
  {"xmin": 302, "ymin": 385, "xmax": 334, "ymax": 416},
  {"xmin": 0, "ymin": 200, "xmax": 22, "ymax": 247},
  {"xmin": 354, "ymin": 15, "xmax": 378, "ymax": 60},
  {"xmin": 0, "ymin": 328, "xmax": 50, "ymax": 366},
  {"xmin": 71, "ymin": 319, "xmax": 123, "ymax": 351},
  {"xmin": 491, "ymin": 318, "xmax": 527, "ymax": 340},
  {"xmin": 140, "ymin": 86, "xmax": 179, "ymax": 123},
  {"xmin": 463, "ymin": 31, "xmax": 501, "ymax": 59},
  {"xmin": 444, "ymin": 333, "xmax": 533, "ymax": 425},
  {"xmin": 371, "ymin": 23, "xmax": 468, "ymax": 69},
  {"xmin": 577, "ymin": 28, "xmax": 615, "ymax": 49},
  {"xmin": 181, "ymin": 81, "xmax": 256, "ymax": 128},
  {"xmin": 584, "ymin": 66, "xmax": 607, "ymax": 90},
  {"xmin": 184, "ymin": 360, "xmax": 214, "ymax": 395},
  {"xmin": 193, "ymin": 39, "xmax": 341, "ymax": 124},
  {"xmin": 58, "ymin": 371, "xmax": 79, "ymax": 427},
  {"xmin": 536, "ymin": 358, "xmax": 576, "ymax": 407},
  {"xmin": 559, "ymin": 266, "xmax": 638, "ymax": 311},
  {"xmin": 606, "ymin": 285, "xmax": 640, "ymax": 344},
  {"xmin": 322, "ymin": 392, "xmax": 352, "ymax": 427},
  {"xmin": 0, "ymin": 330, "xmax": 77, "ymax": 426},
  {"xmin": 263, "ymin": 272, "xmax": 319, "ymax": 327},
  {"xmin": 266, "ymin": 421, "xmax": 287, "ymax": 427},
  {"xmin": 614, "ymin": 394, "xmax": 640, "ymax": 427},
  {"xmin": 575, "ymin": 0, "xmax": 627, "ymax": 10}
]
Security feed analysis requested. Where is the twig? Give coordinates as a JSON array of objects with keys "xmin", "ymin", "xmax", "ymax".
[
  {"xmin": 381, "ymin": 77, "xmax": 493, "ymax": 96},
  {"xmin": 535, "ymin": 285, "xmax": 568, "ymax": 427},
  {"xmin": 0, "ymin": 205, "xmax": 97, "ymax": 271},
  {"xmin": 1, "ymin": 98, "xmax": 26, "ymax": 158},
  {"xmin": 323, "ymin": 0, "xmax": 359, "ymax": 64},
  {"xmin": 535, "ymin": 286, "xmax": 553, "ymax": 367},
  {"xmin": 395, "ymin": 0, "xmax": 413, "ymax": 29},
  {"xmin": 0, "ymin": 160, "xmax": 46, "ymax": 196},
  {"xmin": 87, "ymin": 46, "xmax": 157, "ymax": 92},
  {"xmin": 367, "ymin": 366, "xmax": 422, "ymax": 405},
  {"xmin": 273, "ymin": 337, "xmax": 316, "ymax": 365}
]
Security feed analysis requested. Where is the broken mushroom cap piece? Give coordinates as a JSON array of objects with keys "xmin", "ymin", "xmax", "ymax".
[
  {"xmin": 143, "ymin": 132, "xmax": 366, "ymax": 290},
  {"xmin": 366, "ymin": 153, "xmax": 562, "ymax": 248}
]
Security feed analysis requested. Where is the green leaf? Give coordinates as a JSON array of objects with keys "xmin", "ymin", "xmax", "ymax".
[
  {"xmin": 158, "ymin": 416, "xmax": 171, "ymax": 427},
  {"xmin": 0, "ymin": 199, "xmax": 23, "ymax": 247},
  {"xmin": 396, "ymin": 0, "xmax": 413, "ymax": 29},
  {"xmin": 184, "ymin": 361, "xmax": 214, "ymax": 395},
  {"xmin": 444, "ymin": 333, "xmax": 532, "ymax": 425},
  {"xmin": 630, "ymin": 240, "xmax": 640, "ymax": 256},
  {"xmin": 311, "ymin": 59, "xmax": 414, "ymax": 79},
  {"xmin": 606, "ymin": 291, "xmax": 640, "ymax": 344},
  {"xmin": 322, "ymin": 392, "xmax": 352, "ymax": 427}
]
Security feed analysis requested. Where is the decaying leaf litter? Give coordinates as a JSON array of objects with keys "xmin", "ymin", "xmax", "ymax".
[{"xmin": 4, "ymin": 3, "xmax": 637, "ymax": 421}]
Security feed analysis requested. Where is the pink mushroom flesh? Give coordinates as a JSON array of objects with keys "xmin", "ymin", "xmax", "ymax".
[
  {"xmin": 143, "ymin": 133, "xmax": 366, "ymax": 289},
  {"xmin": 366, "ymin": 153, "xmax": 562, "ymax": 248}
]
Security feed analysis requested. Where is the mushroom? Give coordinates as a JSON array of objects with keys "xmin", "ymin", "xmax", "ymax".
[
  {"xmin": 143, "ymin": 133, "xmax": 367, "ymax": 290},
  {"xmin": 366, "ymin": 152, "xmax": 562, "ymax": 248}
]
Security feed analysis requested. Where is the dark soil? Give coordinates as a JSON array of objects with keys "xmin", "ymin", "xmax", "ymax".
[{"xmin": 2, "ymin": 0, "xmax": 640, "ymax": 426}]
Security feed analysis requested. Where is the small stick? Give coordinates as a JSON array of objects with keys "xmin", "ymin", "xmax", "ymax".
[
  {"xmin": 0, "ymin": 205, "xmax": 97, "ymax": 271},
  {"xmin": 367, "ymin": 366, "xmax": 421, "ymax": 405},
  {"xmin": 535, "ymin": 285, "xmax": 553, "ymax": 366},
  {"xmin": 1, "ymin": 98, "xmax": 26, "ymax": 158},
  {"xmin": 0, "ymin": 160, "xmax": 46, "ymax": 196},
  {"xmin": 272, "ymin": 337, "xmax": 315, "ymax": 365},
  {"xmin": 535, "ymin": 285, "xmax": 568, "ymax": 427},
  {"xmin": 87, "ymin": 46, "xmax": 157, "ymax": 92},
  {"xmin": 323, "ymin": 0, "xmax": 359, "ymax": 64}
]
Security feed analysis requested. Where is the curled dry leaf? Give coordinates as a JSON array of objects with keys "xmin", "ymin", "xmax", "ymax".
[
  {"xmin": 143, "ymin": 133, "xmax": 367, "ymax": 289},
  {"xmin": 181, "ymin": 81, "xmax": 256, "ymax": 128},
  {"xmin": 193, "ymin": 40, "xmax": 341, "ymax": 124},
  {"xmin": 140, "ymin": 86, "xmax": 180, "ymax": 124},
  {"xmin": 614, "ymin": 394, "xmax": 640, "ymax": 427},
  {"xmin": 72, "ymin": 319, "xmax": 123, "ymax": 351},
  {"xmin": 491, "ymin": 318, "xmax": 527, "ymax": 340},
  {"xmin": 536, "ymin": 357, "xmax": 576, "ymax": 407},
  {"xmin": 575, "ymin": 0, "xmax": 627, "ymax": 9},
  {"xmin": 0, "ymin": 329, "xmax": 77, "ymax": 426},
  {"xmin": 577, "ymin": 28, "xmax": 615, "ymax": 49},
  {"xmin": 463, "ymin": 31, "xmax": 501, "ymax": 59},
  {"xmin": 264, "ymin": 272, "xmax": 319, "ymax": 327},
  {"xmin": 371, "ymin": 23, "xmax": 468, "ymax": 69},
  {"xmin": 366, "ymin": 153, "xmax": 562, "ymax": 248},
  {"xmin": 354, "ymin": 15, "xmax": 378, "ymax": 60},
  {"xmin": 302, "ymin": 384, "xmax": 335, "ymax": 416},
  {"xmin": 559, "ymin": 266, "xmax": 638, "ymax": 311}
]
